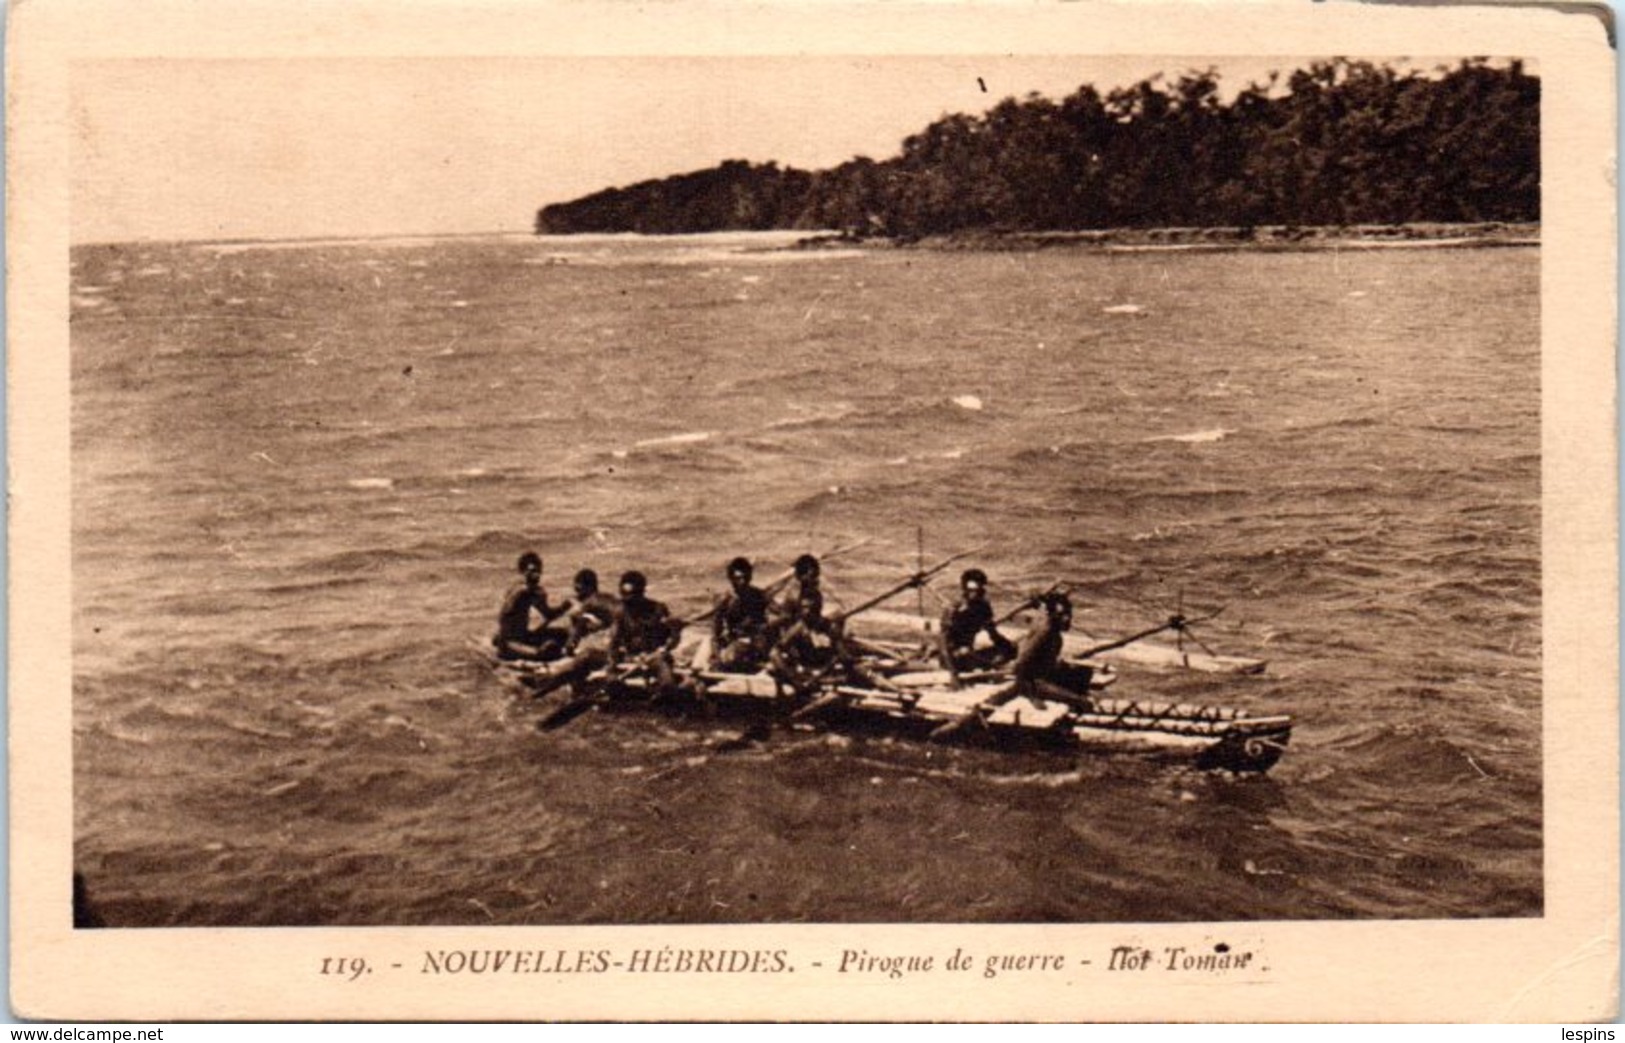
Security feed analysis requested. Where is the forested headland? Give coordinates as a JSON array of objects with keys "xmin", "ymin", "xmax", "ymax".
[{"xmin": 533, "ymin": 59, "xmax": 1538, "ymax": 239}]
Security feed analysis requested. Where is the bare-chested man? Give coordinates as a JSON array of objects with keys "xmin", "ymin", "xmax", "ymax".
[{"xmin": 494, "ymin": 551, "xmax": 569, "ymax": 660}]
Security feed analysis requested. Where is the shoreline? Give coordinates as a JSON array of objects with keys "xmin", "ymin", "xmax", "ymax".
[{"xmin": 794, "ymin": 222, "xmax": 1540, "ymax": 253}]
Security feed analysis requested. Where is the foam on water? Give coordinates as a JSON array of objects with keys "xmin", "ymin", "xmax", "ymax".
[
  {"xmin": 762, "ymin": 403, "xmax": 860, "ymax": 430},
  {"xmin": 1145, "ymin": 427, "xmax": 1237, "ymax": 444},
  {"xmin": 632, "ymin": 431, "xmax": 714, "ymax": 449},
  {"xmin": 196, "ymin": 232, "xmax": 536, "ymax": 254}
]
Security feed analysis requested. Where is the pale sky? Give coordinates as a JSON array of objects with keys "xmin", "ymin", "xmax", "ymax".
[{"xmin": 72, "ymin": 55, "xmax": 1363, "ymax": 243}]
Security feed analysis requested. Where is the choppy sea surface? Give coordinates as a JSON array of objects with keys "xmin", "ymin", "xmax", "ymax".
[{"xmin": 71, "ymin": 230, "xmax": 1540, "ymax": 925}]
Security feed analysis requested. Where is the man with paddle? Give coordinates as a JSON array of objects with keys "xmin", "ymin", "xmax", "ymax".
[
  {"xmin": 768, "ymin": 607, "xmax": 834, "ymax": 690},
  {"xmin": 767, "ymin": 553, "xmax": 919, "ymax": 698},
  {"xmin": 710, "ymin": 557, "xmax": 771, "ymax": 672},
  {"xmin": 769, "ymin": 554, "xmax": 826, "ymax": 628},
  {"xmin": 607, "ymin": 570, "xmax": 686, "ymax": 694},
  {"xmin": 780, "ymin": 547, "xmax": 984, "ymax": 715},
  {"xmin": 1006, "ymin": 590, "xmax": 1097, "ymax": 705},
  {"xmin": 928, "ymin": 589, "xmax": 1096, "ymax": 741}
]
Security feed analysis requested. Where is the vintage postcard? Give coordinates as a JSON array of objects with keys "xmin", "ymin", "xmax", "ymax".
[{"xmin": 9, "ymin": 0, "xmax": 1617, "ymax": 1023}]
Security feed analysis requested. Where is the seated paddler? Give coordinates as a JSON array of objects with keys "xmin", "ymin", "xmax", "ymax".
[
  {"xmin": 770, "ymin": 553, "xmax": 826, "ymax": 630},
  {"xmin": 494, "ymin": 551, "xmax": 571, "ymax": 661},
  {"xmin": 1006, "ymin": 590, "xmax": 1096, "ymax": 708},
  {"xmin": 767, "ymin": 555, "xmax": 900, "ymax": 696},
  {"xmin": 607, "ymin": 570, "xmax": 685, "ymax": 693},
  {"xmin": 711, "ymin": 556, "xmax": 770, "ymax": 672},
  {"xmin": 768, "ymin": 575, "xmax": 838, "ymax": 687},
  {"xmin": 937, "ymin": 568, "xmax": 1018, "ymax": 687},
  {"xmin": 563, "ymin": 568, "xmax": 619, "ymax": 655}
]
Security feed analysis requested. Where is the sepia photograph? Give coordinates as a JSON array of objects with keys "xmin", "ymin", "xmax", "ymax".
[
  {"xmin": 11, "ymin": 0, "xmax": 1617, "ymax": 1023},
  {"xmin": 67, "ymin": 51, "xmax": 1543, "ymax": 928}
]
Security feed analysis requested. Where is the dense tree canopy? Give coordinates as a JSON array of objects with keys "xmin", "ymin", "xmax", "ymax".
[{"xmin": 534, "ymin": 59, "xmax": 1538, "ymax": 236}]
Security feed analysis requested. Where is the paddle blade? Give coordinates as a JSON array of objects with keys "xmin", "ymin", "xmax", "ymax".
[
  {"xmin": 789, "ymin": 690, "xmax": 846, "ymax": 721},
  {"xmin": 928, "ymin": 712, "xmax": 978, "ymax": 742},
  {"xmin": 537, "ymin": 696, "xmax": 597, "ymax": 731}
]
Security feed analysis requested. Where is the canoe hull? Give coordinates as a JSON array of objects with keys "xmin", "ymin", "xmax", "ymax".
[{"xmin": 483, "ymin": 641, "xmax": 1291, "ymax": 773}]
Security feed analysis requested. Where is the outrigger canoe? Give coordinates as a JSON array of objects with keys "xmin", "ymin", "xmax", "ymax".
[{"xmin": 478, "ymin": 636, "xmax": 1291, "ymax": 774}]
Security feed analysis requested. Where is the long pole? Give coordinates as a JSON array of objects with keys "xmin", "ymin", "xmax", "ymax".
[
  {"xmin": 1075, "ymin": 609, "xmax": 1221, "ymax": 659},
  {"xmin": 835, "ymin": 546, "xmax": 986, "ymax": 623},
  {"xmin": 915, "ymin": 526, "xmax": 925, "ymax": 619}
]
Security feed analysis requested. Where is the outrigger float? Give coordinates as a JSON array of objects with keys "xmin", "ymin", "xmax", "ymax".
[
  {"xmin": 854, "ymin": 609, "xmax": 1267, "ymax": 676},
  {"xmin": 478, "ymin": 560, "xmax": 1290, "ymax": 774}
]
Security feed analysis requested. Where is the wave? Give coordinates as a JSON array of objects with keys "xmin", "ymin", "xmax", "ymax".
[
  {"xmin": 787, "ymin": 479, "xmax": 928, "ymax": 516},
  {"xmin": 262, "ymin": 576, "xmax": 371, "ymax": 596},
  {"xmin": 1009, "ymin": 441, "xmax": 1113, "ymax": 467},
  {"xmin": 195, "ymin": 233, "xmax": 533, "ymax": 255},
  {"xmin": 1144, "ymin": 427, "xmax": 1235, "ymax": 444},
  {"xmin": 300, "ymin": 547, "xmax": 425, "ymax": 573},
  {"xmin": 272, "ymin": 764, "xmax": 462, "ymax": 823},
  {"xmin": 630, "ymin": 431, "xmax": 715, "ymax": 450},
  {"xmin": 828, "ymin": 396, "xmax": 994, "ymax": 433},
  {"xmin": 1416, "ymin": 422, "xmax": 1501, "ymax": 435},
  {"xmin": 433, "ymin": 467, "xmax": 523, "ymax": 487},
  {"xmin": 762, "ymin": 403, "xmax": 861, "ymax": 431},
  {"xmin": 109, "ymin": 698, "xmax": 295, "ymax": 744},
  {"xmin": 603, "ymin": 445, "xmax": 752, "ymax": 479},
  {"xmin": 1129, "ymin": 486, "xmax": 1259, "ymax": 508},
  {"xmin": 716, "ymin": 360, "xmax": 862, "ymax": 396},
  {"xmin": 1317, "ymin": 725, "xmax": 1519, "ymax": 789},
  {"xmin": 457, "ymin": 530, "xmax": 560, "ymax": 555},
  {"xmin": 1280, "ymin": 415, "xmax": 1385, "ymax": 435}
]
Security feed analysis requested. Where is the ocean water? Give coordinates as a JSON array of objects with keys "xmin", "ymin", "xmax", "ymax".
[{"xmin": 70, "ymin": 231, "xmax": 1540, "ymax": 925}]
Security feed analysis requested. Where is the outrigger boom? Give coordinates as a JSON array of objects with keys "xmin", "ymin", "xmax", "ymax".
[{"xmin": 854, "ymin": 608, "xmax": 1268, "ymax": 675}]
